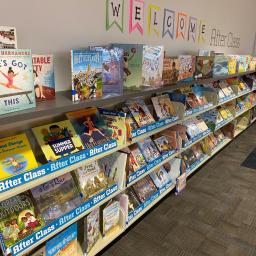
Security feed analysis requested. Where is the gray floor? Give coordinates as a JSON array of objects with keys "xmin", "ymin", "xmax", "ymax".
[{"xmin": 102, "ymin": 123, "xmax": 256, "ymax": 256}]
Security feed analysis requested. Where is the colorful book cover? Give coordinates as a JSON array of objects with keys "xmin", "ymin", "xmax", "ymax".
[
  {"xmin": 127, "ymin": 144, "xmax": 147, "ymax": 174},
  {"xmin": 249, "ymin": 57, "xmax": 256, "ymax": 71},
  {"xmin": 149, "ymin": 166, "xmax": 171, "ymax": 189},
  {"xmin": 71, "ymin": 50, "xmax": 102, "ymax": 102},
  {"xmin": 137, "ymin": 138, "xmax": 161, "ymax": 163},
  {"xmin": 168, "ymin": 92, "xmax": 186, "ymax": 106},
  {"xmin": 0, "ymin": 192, "xmax": 45, "ymax": 250},
  {"xmin": 151, "ymin": 94, "xmax": 176, "ymax": 120},
  {"xmin": 0, "ymin": 49, "xmax": 35, "ymax": 115},
  {"xmin": 153, "ymin": 135, "xmax": 173, "ymax": 153},
  {"xmin": 142, "ymin": 45, "xmax": 164, "ymax": 87},
  {"xmin": 184, "ymin": 120, "xmax": 202, "ymax": 138},
  {"xmin": 175, "ymin": 173, "xmax": 186, "ymax": 194},
  {"xmin": 228, "ymin": 57, "xmax": 237, "ymax": 75},
  {"xmin": 30, "ymin": 173, "xmax": 82, "ymax": 224},
  {"xmin": 159, "ymin": 129, "xmax": 180, "ymax": 149},
  {"xmin": 219, "ymin": 81, "xmax": 234, "ymax": 96},
  {"xmin": 126, "ymin": 98, "xmax": 155, "ymax": 127},
  {"xmin": 46, "ymin": 223, "xmax": 77, "ymax": 256},
  {"xmin": 32, "ymin": 120, "xmax": 84, "ymax": 162},
  {"xmin": 0, "ymin": 26, "xmax": 17, "ymax": 49},
  {"xmin": 125, "ymin": 187, "xmax": 141, "ymax": 213},
  {"xmin": 191, "ymin": 143, "xmax": 204, "ymax": 158},
  {"xmin": 181, "ymin": 149, "xmax": 197, "ymax": 168},
  {"xmin": 169, "ymin": 124, "xmax": 189, "ymax": 145},
  {"xmin": 213, "ymin": 55, "xmax": 229, "ymax": 76},
  {"xmin": 32, "ymin": 55, "xmax": 55, "ymax": 101},
  {"xmin": 112, "ymin": 44, "xmax": 143, "ymax": 89},
  {"xmin": 162, "ymin": 57, "xmax": 179, "ymax": 85},
  {"xmin": 178, "ymin": 55, "xmax": 194, "ymax": 81},
  {"xmin": 192, "ymin": 85, "xmax": 208, "ymax": 105},
  {"xmin": 66, "ymin": 108, "xmax": 112, "ymax": 149},
  {"xmin": 0, "ymin": 133, "xmax": 38, "ymax": 180},
  {"xmin": 164, "ymin": 157, "xmax": 186, "ymax": 183},
  {"xmin": 238, "ymin": 55, "xmax": 248, "ymax": 73},
  {"xmin": 195, "ymin": 56, "xmax": 214, "ymax": 79}
]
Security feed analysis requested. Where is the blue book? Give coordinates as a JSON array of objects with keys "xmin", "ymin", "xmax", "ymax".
[{"xmin": 213, "ymin": 55, "xmax": 229, "ymax": 76}]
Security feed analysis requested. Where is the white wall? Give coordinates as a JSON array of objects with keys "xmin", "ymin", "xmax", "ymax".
[{"xmin": 1, "ymin": 0, "xmax": 256, "ymax": 91}]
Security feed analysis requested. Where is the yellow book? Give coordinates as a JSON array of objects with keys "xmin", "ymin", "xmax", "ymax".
[
  {"xmin": 32, "ymin": 120, "xmax": 84, "ymax": 162},
  {"xmin": 219, "ymin": 109, "xmax": 228, "ymax": 119},
  {"xmin": 228, "ymin": 58, "xmax": 237, "ymax": 75},
  {"xmin": 0, "ymin": 134, "xmax": 38, "ymax": 180}
]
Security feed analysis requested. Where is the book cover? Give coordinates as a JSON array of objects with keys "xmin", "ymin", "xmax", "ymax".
[
  {"xmin": 195, "ymin": 56, "xmax": 214, "ymax": 79},
  {"xmin": 125, "ymin": 187, "xmax": 141, "ymax": 213},
  {"xmin": 159, "ymin": 129, "xmax": 180, "ymax": 149},
  {"xmin": 132, "ymin": 176, "xmax": 157, "ymax": 203},
  {"xmin": 162, "ymin": 57, "xmax": 179, "ymax": 85},
  {"xmin": 164, "ymin": 157, "xmax": 186, "ymax": 183},
  {"xmin": 191, "ymin": 143, "xmax": 204, "ymax": 158},
  {"xmin": 0, "ymin": 192, "xmax": 45, "ymax": 249},
  {"xmin": 0, "ymin": 49, "xmax": 35, "ymax": 115},
  {"xmin": 168, "ymin": 92, "xmax": 186, "ymax": 106},
  {"xmin": 149, "ymin": 166, "xmax": 171, "ymax": 189},
  {"xmin": 151, "ymin": 94, "xmax": 176, "ymax": 120},
  {"xmin": 219, "ymin": 81, "xmax": 234, "ymax": 96},
  {"xmin": 181, "ymin": 148, "xmax": 197, "ymax": 168},
  {"xmin": 0, "ymin": 26, "xmax": 17, "ymax": 49},
  {"xmin": 213, "ymin": 55, "xmax": 229, "ymax": 76},
  {"xmin": 184, "ymin": 120, "xmax": 202, "ymax": 138},
  {"xmin": 127, "ymin": 144, "xmax": 147, "ymax": 174},
  {"xmin": 192, "ymin": 85, "xmax": 208, "ymax": 106},
  {"xmin": 71, "ymin": 50, "xmax": 102, "ymax": 102},
  {"xmin": 0, "ymin": 133, "xmax": 38, "ymax": 180},
  {"xmin": 137, "ymin": 138, "xmax": 161, "ymax": 163},
  {"xmin": 32, "ymin": 120, "xmax": 84, "ymax": 162},
  {"xmin": 46, "ymin": 223, "xmax": 77, "ymax": 256},
  {"xmin": 32, "ymin": 55, "xmax": 55, "ymax": 101},
  {"xmin": 142, "ymin": 45, "xmax": 164, "ymax": 87},
  {"xmin": 175, "ymin": 173, "xmax": 186, "ymax": 194},
  {"xmin": 194, "ymin": 118, "xmax": 209, "ymax": 132},
  {"xmin": 178, "ymin": 55, "xmax": 194, "ymax": 81},
  {"xmin": 238, "ymin": 55, "xmax": 248, "ymax": 73},
  {"xmin": 112, "ymin": 44, "xmax": 143, "ymax": 89},
  {"xmin": 126, "ymin": 98, "xmax": 155, "ymax": 127},
  {"xmin": 30, "ymin": 173, "xmax": 82, "ymax": 224},
  {"xmin": 186, "ymin": 93, "xmax": 200, "ymax": 109},
  {"xmin": 66, "ymin": 108, "xmax": 112, "ymax": 149},
  {"xmin": 169, "ymin": 124, "xmax": 189, "ymax": 145},
  {"xmin": 153, "ymin": 135, "xmax": 174, "ymax": 153},
  {"xmin": 228, "ymin": 57, "xmax": 237, "ymax": 75}
]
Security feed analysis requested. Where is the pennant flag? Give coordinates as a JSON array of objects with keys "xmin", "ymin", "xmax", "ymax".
[
  {"xmin": 147, "ymin": 4, "xmax": 161, "ymax": 37},
  {"xmin": 188, "ymin": 16, "xmax": 197, "ymax": 43},
  {"xmin": 198, "ymin": 20, "xmax": 207, "ymax": 43},
  {"xmin": 129, "ymin": 0, "xmax": 144, "ymax": 34},
  {"xmin": 162, "ymin": 9, "xmax": 175, "ymax": 39},
  {"xmin": 176, "ymin": 12, "xmax": 187, "ymax": 39},
  {"xmin": 106, "ymin": 0, "xmax": 124, "ymax": 32}
]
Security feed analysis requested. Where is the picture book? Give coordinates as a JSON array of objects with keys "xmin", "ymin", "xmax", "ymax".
[
  {"xmin": 195, "ymin": 56, "xmax": 214, "ymax": 79},
  {"xmin": 127, "ymin": 144, "xmax": 147, "ymax": 174},
  {"xmin": 46, "ymin": 223, "xmax": 77, "ymax": 256},
  {"xmin": 191, "ymin": 143, "xmax": 204, "ymax": 159},
  {"xmin": 151, "ymin": 94, "xmax": 176, "ymax": 120},
  {"xmin": 32, "ymin": 120, "xmax": 84, "ymax": 162},
  {"xmin": 142, "ymin": 45, "xmax": 164, "ymax": 87},
  {"xmin": 219, "ymin": 81, "xmax": 234, "ymax": 96},
  {"xmin": 163, "ymin": 158, "xmax": 182, "ymax": 183},
  {"xmin": 30, "ymin": 173, "xmax": 82, "ymax": 224},
  {"xmin": 66, "ymin": 108, "xmax": 112, "ymax": 149},
  {"xmin": 168, "ymin": 92, "xmax": 186, "ymax": 106},
  {"xmin": 159, "ymin": 129, "xmax": 180, "ymax": 149},
  {"xmin": 238, "ymin": 55, "xmax": 248, "ymax": 73},
  {"xmin": 101, "ymin": 200, "xmax": 120, "ymax": 236},
  {"xmin": 175, "ymin": 173, "xmax": 186, "ymax": 195},
  {"xmin": 149, "ymin": 166, "xmax": 171, "ymax": 189},
  {"xmin": 213, "ymin": 55, "xmax": 229, "ymax": 76},
  {"xmin": 126, "ymin": 98, "xmax": 155, "ymax": 127},
  {"xmin": 98, "ymin": 108, "xmax": 126, "ymax": 146},
  {"xmin": 181, "ymin": 148, "xmax": 197, "ymax": 168},
  {"xmin": 125, "ymin": 188, "xmax": 140, "ymax": 213},
  {"xmin": 0, "ymin": 26, "xmax": 17, "ymax": 49},
  {"xmin": 0, "ymin": 191, "xmax": 45, "ymax": 249},
  {"xmin": 137, "ymin": 138, "xmax": 161, "ymax": 163},
  {"xmin": 186, "ymin": 93, "xmax": 200, "ymax": 108},
  {"xmin": 218, "ymin": 108, "xmax": 229, "ymax": 119},
  {"xmin": 84, "ymin": 208, "xmax": 100, "ymax": 253},
  {"xmin": 0, "ymin": 133, "xmax": 38, "ymax": 180},
  {"xmin": 228, "ymin": 57, "xmax": 237, "ymax": 75},
  {"xmin": 169, "ymin": 124, "xmax": 189, "ymax": 145},
  {"xmin": 153, "ymin": 135, "xmax": 174, "ymax": 153},
  {"xmin": 71, "ymin": 50, "xmax": 102, "ymax": 102},
  {"xmin": 194, "ymin": 118, "xmax": 209, "ymax": 132},
  {"xmin": 132, "ymin": 176, "xmax": 157, "ymax": 203},
  {"xmin": 112, "ymin": 44, "xmax": 143, "ymax": 89},
  {"xmin": 249, "ymin": 57, "xmax": 256, "ymax": 71},
  {"xmin": 32, "ymin": 55, "xmax": 55, "ymax": 101},
  {"xmin": 178, "ymin": 55, "xmax": 195, "ymax": 81},
  {"xmin": 91, "ymin": 46, "xmax": 123, "ymax": 95},
  {"xmin": 0, "ymin": 49, "xmax": 35, "ymax": 115},
  {"xmin": 122, "ymin": 105, "xmax": 138, "ymax": 139},
  {"xmin": 162, "ymin": 57, "xmax": 179, "ymax": 85},
  {"xmin": 184, "ymin": 120, "xmax": 202, "ymax": 138},
  {"xmin": 192, "ymin": 85, "xmax": 208, "ymax": 106},
  {"xmin": 204, "ymin": 81, "xmax": 225, "ymax": 99}
]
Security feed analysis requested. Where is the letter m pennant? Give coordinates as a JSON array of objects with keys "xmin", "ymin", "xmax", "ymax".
[{"xmin": 106, "ymin": 0, "xmax": 124, "ymax": 32}]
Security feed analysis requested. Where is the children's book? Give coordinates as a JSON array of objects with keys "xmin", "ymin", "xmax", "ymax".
[
  {"xmin": 122, "ymin": 105, "xmax": 138, "ymax": 139},
  {"xmin": 178, "ymin": 55, "xmax": 195, "ymax": 81},
  {"xmin": 192, "ymin": 85, "xmax": 208, "ymax": 106},
  {"xmin": 31, "ymin": 173, "xmax": 82, "ymax": 224},
  {"xmin": 175, "ymin": 173, "xmax": 187, "ymax": 195},
  {"xmin": 195, "ymin": 56, "xmax": 214, "ymax": 79},
  {"xmin": 112, "ymin": 44, "xmax": 143, "ymax": 89},
  {"xmin": 125, "ymin": 187, "xmax": 141, "ymax": 213},
  {"xmin": 137, "ymin": 138, "xmax": 161, "ymax": 163},
  {"xmin": 0, "ymin": 49, "xmax": 35, "ymax": 115},
  {"xmin": 213, "ymin": 55, "xmax": 229, "ymax": 76},
  {"xmin": 0, "ymin": 134, "xmax": 38, "ymax": 180},
  {"xmin": 238, "ymin": 55, "xmax": 248, "ymax": 73},
  {"xmin": 46, "ymin": 223, "xmax": 77, "ymax": 256},
  {"xmin": 186, "ymin": 93, "xmax": 200, "ymax": 109},
  {"xmin": 132, "ymin": 176, "xmax": 157, "ymax": 203},
  {"xmin": 153, "ymin": 135, "xmax": 173, "ymax": 153},
  {"xmin": 181, "ymin": 148, "xmax": 197, "ymax": 168},
  {"xmin": 142, "ymin": 45, "xmax": 164, "ymax": 87},
  {"xmin": 0, "ymin": 26, "xmax": 17, "ymax": 49},
  {"xmin": 228, "ymin": 57, "xmax": 237, "ymax": 75},
  {"xmin": 127, "ymin": 144, "xmax": 147, "ymax": 174},
  {"xmin": 184, "ymin": 120, "xmax": 202, "ymax": 138},
  {"xmin": 32, "ymin": 120, "xmax": 84, "ymax": 162},
  {"xmin": 169, "ymin": 124, "xmax": 189, "ymax": 145},
  {"xmin": 32, "ymin": 55, "xmax": 55, "ymax": 101},
  {"xmin": 66, "ymin": 108, "xmax": 112, "ymax": 149},
  {"xmin": 194, "ymin": 118, "xmax": 209, "ymax": 132},
  {"xmin": 164, "ymin": 157, "xmax": 186, "ymax": 183},
  {"xmin": 168, "ymin": 92, "xmax": 186, "ymax": 106},
  {"xmin": 0, "ymin": 191, "xmax": 45, "ymax": 250},
  {"xmin": 151, "ymin": 94, "xmax": 176, "ymax": 120},
  {"xmin": 149, "ymin": 166, "xmax": 171, "ymax": 188},
  {"xmin": 219, "ymin": 81, "xmax": 234, "ymax": 96},
  {"xmin": 126, "ymin": 98, "xmax": 155, "ymax": 127},
  {"xmin": 159, "ymin": 129, "xmax": 180, "ymax": 149},
  {"xmin": 71, "ymin": 50, "xmax": 102, "ymax": 102},
  {"xmin": 162, "ymin": 57, "xmax": 179, "ymax": 85},
  {"xmin": 191, "ymin": 143, "xmax": 204, "ymax": 159}
]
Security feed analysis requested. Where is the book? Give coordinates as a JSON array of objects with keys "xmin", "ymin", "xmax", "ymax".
[
  {"xmin": 46, "ymin": 223, "xmax": 77, "ymax": 256},
  {"xmin": 32, "ymin": 120, "xmax": 84, "ymax": 162},
  {"xmin": 132, "ymin": 176, "xmax": 157, "ymax": 203},
  {"xmin": 112, "ymin": 44, "xmax": 143, "ymax": 89},
  {"xmin": 181, "ymin": 148, "xmax": 197, "ymax": 168},
  {"xmin": 159, "ymin": 129, "xmax": 180, "ymax": 149},
  {"xmin": 122, "ymin": 105, "xmax": 138, "ymax": 139},
  {"xmin": 0, "ymin": 26, "xmax": 17, "ymax": 49},
  {"xmin": 168, "ymin": 92, "xmax": 186, "ymax": 106},
  {"xmin": 0, "ymin": 192, "xmax": 45, "ymax": 250},
  {"xmin": 149, "ymin": 166, "xmax": 171, "ymax": 188},
  {"xmin": 195, "ymin": 56, "xmax": 214, "ymax": 79},
  {"xmin": 0, "ymin": 133, "xmax": 38, "ymax": 180},
  {"xmin": 163, "ymin": 157, "xmax": 186, "ymax": 183},
  {"xmin": 184, "ymin": 120, "xmax": 202, "ymax": 138},
  {"xmin": 228, "ymin": 57, "xmax": 237, "ymax": 75},
  {"xmin": 142, "ymin": 45, "xmax": 164, "ymax": 87},
  {"xmin": 219, "ymin": 81, "xmax": 234, "ymax": 96},
  {"xmin": 126, "ymin": 98, "xmax": 155, "ymax": 127},
  {"xmin": 169, "ymin": 124, "xmax": 189, "ymax": 145},
  {"xmin": 238, "ymin": 55, "xmax": 248, "ymax": 73},
  {"xmin": 153, "ymin": 135, "xmax": 174, "ymax": 153},
  {"xmin": 176, "ymin": 173, "xmax": 187, "ymax": 194},
  {"xmin": 32, "ymin": 55, "xmax": 55, "ymax": 101},
  {"xmin": 151, "ymin": 94, "xmax": 176, "ymax": 120},
  {"xmin": 186, "ymin": 93, "xmax": 200, "ymax": 108},
  {"xmin": 66, "ymin": 108, "xmax": 112, "ymax": 149},
  {"xmin": 162, "ymin": 57, "xmax": 179, "ymax": 85},
  {"xmin": 194, "ymin": 118, "xmax": 209, "ymax": 132},
  {"xmin": 178, "ymin": 55, "xmax": 195, "ymax": 81},
  {"xmin": 0, "ymin": 49, "xmax": 35, "ymax": 115},
  {"xmin": 137, "ymin": 138, "xmax": 161, "ymax": 162},
  {"xmin": 71, "ymin": 50, "xmax": 102, "ymax": 102},
  {"xmin": 125, "ymin": 188, "xmax": 141, "ymax": 213},
  {"xmin": 30, "ymin": 173, "xmax": 82, "ymax": 224},
  {"xmin": 213, "ymin": 55, "xmax": 229, "ymax": 76},
  {"xmin": 191, "ymin": 143, "xmax": 204, "ymax": 158}
]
